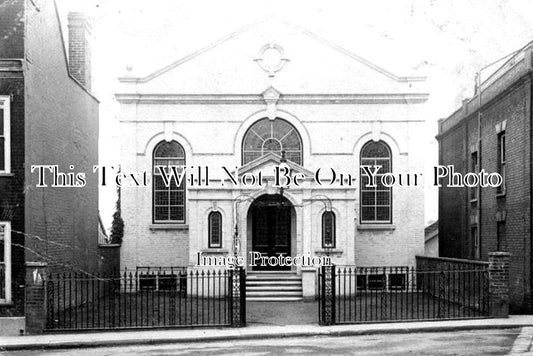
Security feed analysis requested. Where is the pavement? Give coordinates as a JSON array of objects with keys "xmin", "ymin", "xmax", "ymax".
[{"xmin": 2, "ymin": 316, "xmax": 533, "ymax": 351}]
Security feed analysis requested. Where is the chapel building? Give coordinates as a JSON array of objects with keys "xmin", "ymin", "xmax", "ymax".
[{"xmin": 116, "ymin": 18, "xmax": 429, "ymax": 300}]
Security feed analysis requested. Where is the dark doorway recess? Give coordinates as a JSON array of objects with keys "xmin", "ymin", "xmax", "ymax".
[{"xmin": 250, "ymin": 194, "xmax": 292, "ymax": 271}]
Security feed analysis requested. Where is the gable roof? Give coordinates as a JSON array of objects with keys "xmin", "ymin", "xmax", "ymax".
[{"xmin": 118, "ymin": 17, "xmax": 426, "ymax": 84}]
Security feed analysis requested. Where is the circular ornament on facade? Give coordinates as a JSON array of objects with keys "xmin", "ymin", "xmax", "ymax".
[{"xmin": 254, "ymin": 43, "xmax": 289, "ymax": 77}]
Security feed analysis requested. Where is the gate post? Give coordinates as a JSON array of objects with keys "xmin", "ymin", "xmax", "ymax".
[
  {"xmin": 231, "ymin": 266, "xmax": 246, "ymax": 327},
  {"xmin": 320, "ymin": 264, "xmax": 335, "ymax": 325},
  {"xmin": 25, "ymin": 262, "xmax": 48, "ymax": 334},
  {"xmin": 488, "ymin": 252, "xmax": 510, "ymax": 318}
]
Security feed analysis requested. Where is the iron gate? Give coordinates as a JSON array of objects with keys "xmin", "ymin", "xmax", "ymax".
[
  {"xmin": 318, "ymin": 265, "xmax": 490, "ymax": 325},
  {"xmin": 45, "ymin": 267, "xmax": 245, "ymax": 331}
]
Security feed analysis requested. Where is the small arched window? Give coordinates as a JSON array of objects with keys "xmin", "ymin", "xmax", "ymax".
[
  {"xmin": 208, "ymin": 211, "xmax": 222, "ymax": 248},
  {"xmin": 322, "ymin": 211, "xmax": 336, "ymax": 248},
  {"xmin": 153, "ymin": 141, "xmax": 186, "ymax": 223},
  {"xmin": 242, "ymin": 118, "xmax": 303, "ymax": 165},
  {"xmin": 360, "ymin": 141, "xmax": 392, "ymax": 223}
]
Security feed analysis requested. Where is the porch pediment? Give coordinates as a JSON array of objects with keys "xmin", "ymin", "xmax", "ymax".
[{"xmin": 237, "ymin": 152, "xmax": 313, "ymax": 178}]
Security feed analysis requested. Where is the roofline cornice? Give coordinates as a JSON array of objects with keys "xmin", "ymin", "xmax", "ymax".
[{"xmin": 115, "ymin": 93, "xmax": 429, "ymax": 105}]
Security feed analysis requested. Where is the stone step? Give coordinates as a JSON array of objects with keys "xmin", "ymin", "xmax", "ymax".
[
  {"xmin": 247, "ymin": 285, "xmax": 302, "ymax": 291},
  {"xmin": 247, "ymin": 291, "xmax": 303, "ymax": 298},
  {"xmin": 246, "ymin": 280, "xmax": 302, "ymax": 286},
  {"xmin": 246, "ymin": 275, "xmax": 301, "ymax": 280},
  {"xmin": 247, "ymin": 296, "xmax": 303, "ymax": 302},
  {"xmin": 245, "ymin": 273, "xmax": 303, "ymax": 300}
]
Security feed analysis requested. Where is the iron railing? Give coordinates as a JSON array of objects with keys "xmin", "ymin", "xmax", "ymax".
[
  {"xmin": 319, "ymin": 266, "xmax": 489, "ymax": 324},
  {"xmin": 45, "ymin": 268, "xmax": 238, "ymax": 331}
]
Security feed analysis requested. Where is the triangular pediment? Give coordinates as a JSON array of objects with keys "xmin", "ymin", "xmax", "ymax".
[
  {"xmin": 238, "ymin": 153, "xmax": 313, "ymax": 177},
  {"xmin": 118, "ymin": 18, "xmax": 425, "ymax": 95}
]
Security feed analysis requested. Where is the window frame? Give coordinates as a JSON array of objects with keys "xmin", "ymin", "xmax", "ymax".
[
  {"xmin": 0, "ymin": 96, "xmax": 11, "ymax": 174},
  {"xmin": 359, "ymin": 141, "xmax": 393, "ymax": 224},
  {"xmin": 208, "ymin": 211, "xmax": 222, "ymax": 248},
  {"xmin": 321, "ymin": 211, "xmax": 336, "ymax": 248},
  {"xmin": 0, "ymin": 221, "xmax": 12, "ymax": 304},
  {"xmin": 497, "ymin": 131, "xmax": 506, "ymax": 195},
  {"xmin": 152, "ymin": 140, "xmax": 186, "ymax": 224}
]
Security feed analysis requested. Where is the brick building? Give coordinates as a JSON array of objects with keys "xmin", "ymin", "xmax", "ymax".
[
  {"xmin": 0, "ymin": 0, "xmax": 102, "ymax": 332},
  {"xmin": 437, "ymin": 41, "xmax": 533, "ymax": 312},
  {"xmin": 116, "ymin": 18, "xmax": 429, "ymax": 300}
]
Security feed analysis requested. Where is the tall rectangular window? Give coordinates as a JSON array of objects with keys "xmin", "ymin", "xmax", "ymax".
[
  {"xmin": 470, "ymin": 151, "xmax": 478, "ymax": 201},
  {"xmin": 0, "ymin": 96, "xmax": 10, "ymax": 173},
  {"xmin": 322, "ymin": 211, "xmax": 336, "ymax": 248},
  {"xmin": 0, "ymin": 222, "xmax": 11, "ymax": 304},
  {"xmin": 360, "ymin": 141, "xmax": 392, "ymax": 223},
  {"xmin": 208, "ymin": 211, "xmax": 222, "ymax": 248},
  {"xmin": 497, "ymin": 132, "xmax": 506, "ymax": 194},
  {"xmin": 153, "ymin": 141, "xmax": 186, "ymax": 223}
]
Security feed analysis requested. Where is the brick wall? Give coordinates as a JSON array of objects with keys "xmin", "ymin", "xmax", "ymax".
[
  {"xmin": 23, "ymin": 2, "xmax": 102, "ymax": 277},
  {"xmin": 438, "ymin": 123, "xmax": 467, "ymax": 258},
  {"xmin": 0, "ymin": 72, "xmax": 25, "ymax": 317},
  {"xmin": 438, "ymin": 74, "xmax": 532, "ymax": 312},
  {"xmin": 478, "ymin": 78, "xmax": 531, "ymax": 312},
  {"xmin": 0, "ymin": 0, "xmax": 25, "ymax": 319}
]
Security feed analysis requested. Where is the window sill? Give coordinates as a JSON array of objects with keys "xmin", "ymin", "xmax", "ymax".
[
  {"xmin": 0, "ymin": 173, "xmax": 14, "ymax": 177},
  {"xmin": 470, "ymin": 198, "xmax": 478, "ymax": 203},
  {"xmin": 315, "ymin": 248, "xmax": 343, "ymax": 255},
  {"xmin": 496, "ymin": 192, "xmax": 506, "ymax": 198},
  {"xmin": 149, "ymin": 224, "xmax": 189, "ymax": 231},
  {"xmin": 357, "ymin": 224, "xmax": 396, "ymax": 231},
  {"xmin": 99, "ymin": 243, "xmax": 121, "ymax": 248},
  {"xmin": 200, "ymin": 248, "xmax": 229, "ymax": 254}
]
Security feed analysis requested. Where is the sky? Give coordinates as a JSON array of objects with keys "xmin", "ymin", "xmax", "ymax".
[{"xmin": 55, "ymin": 0, "xmax": 533, "ymax": 230}]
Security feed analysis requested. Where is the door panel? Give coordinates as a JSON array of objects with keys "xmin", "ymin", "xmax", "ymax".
[{"xmin": 251, "ymin": 197, "xmax": 292, "ymax": 271}]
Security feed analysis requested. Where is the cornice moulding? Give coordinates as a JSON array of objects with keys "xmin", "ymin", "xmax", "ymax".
[{"xmin": 115, "ymin": 93, "xmax": 429, "ymax": 105}]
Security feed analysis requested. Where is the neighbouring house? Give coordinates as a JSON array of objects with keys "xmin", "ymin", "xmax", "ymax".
[
  {"xmin": 437, "ymin": 41, "xmax": 533, "ymax": 312},
  {"xmin": 424, "ymin": 221, "xmax": 438, "ymax": 257},
  {"xmin": 0, "ymin": 0, "xmax": 105, "ymax": 334},
  {"xmin": 116, "ymin": 18, "xmax": 429, "ymax": 300}
]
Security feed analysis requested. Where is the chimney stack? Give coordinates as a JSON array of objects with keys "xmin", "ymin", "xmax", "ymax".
[{"xmin": 67, "ymin": 12, "xmax": 92, "ymax": 91}]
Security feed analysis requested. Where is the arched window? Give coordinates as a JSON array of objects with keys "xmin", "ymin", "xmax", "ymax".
[
  {"xmin": 208, "ymin": 211, "xmax": 222, "ymax": 248},
  {"xmin": 360, "ymin": 141, "xmax": 392, "ymax": 223},
  {"xmin": 242, "ymin": 118, "xmax": 302, "ymax": 165},
  {"xmin": 322, "ymin": 211, "xmax": 336, "ymax": 248},
  {"xmin": 153, "ymin": 141, "xmax": 186, "ymax": 223}
]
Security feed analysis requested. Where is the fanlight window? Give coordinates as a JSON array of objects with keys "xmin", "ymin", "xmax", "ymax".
[
  {"xmin": 360, "ymin": 141, "xmax": 392, "ymax": 223},
  {"xmin": 242, "ymin": 118, "xmax": 302, "ymax": 165},
  {"xmin": 153, "ymin": 141, "xmax": 186, "ymax": 223}
]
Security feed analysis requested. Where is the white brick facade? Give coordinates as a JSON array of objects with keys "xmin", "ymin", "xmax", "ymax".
[{"xmin": 116, "ymin": 19, "xmax": 428, "ymax": 278}]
